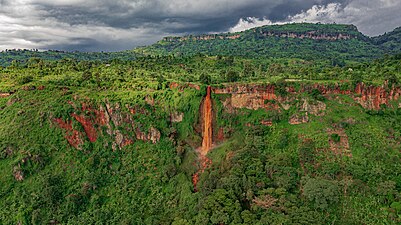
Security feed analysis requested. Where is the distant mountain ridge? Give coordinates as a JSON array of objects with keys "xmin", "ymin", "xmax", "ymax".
[
  {"xmin": 136, "ymin": 23, "xmax": 401, "ymax": 61},
  {"xmin": 162, "ymin": 24, "xmax": 364, "ymax": 42},
  {"xmin": 0, "ymin": 23, "xmax": 400, "ymax": 67},
  {"xmin": 373, "ymin": 26, "xmax": 401, "ymax": 54}
]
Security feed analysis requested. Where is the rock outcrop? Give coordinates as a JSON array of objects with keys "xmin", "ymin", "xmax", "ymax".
[
  {"xmin": 0, "ymin": 93, "xmax": 11, "ymax": 98},
  {"xmin": 289, "ymin": 113, "xmax": 309, "ymax": 125},
  {"xmin": 54, "ymin": 101, "xmax": 161, "ymax": 150},
  {"xmin": 213, "ymin": 84, "xmax": 277, "ymax": 110},
  {"xmin": 170, "ymin": 112, "xmax": 184, "ymax": 123},
  {"xmin": 212, "ymin": 83, "xmax": 401, "ymax": 111},
  {"xmin": 259, "ymin": 31, "xmax": 356, "ymax": 41},
  {"xmin": 327, "ymin": 128, "xmax": 351, "ymax": 157},
  {"xmin": 354, "ymin": 83, "xmax": 401, "ymax": 110},
  {"xmin": 163, "ymin": 30, "xmax": 356, "ymax": 43}
]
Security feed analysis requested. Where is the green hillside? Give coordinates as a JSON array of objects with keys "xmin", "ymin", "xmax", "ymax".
[
  {"xmin": 1, "ymin": 23, "xmax": 401, "ymax": 224},
  {"xmin": 374, "ymin": 27, "xmax": 401, "ymax": 54},
  {"xmin": 135, "ymin": 23, "xmax": 385, "ymax": 61},
  {"xmin": 0, "ymin": 49, "xmax": 138, "ymax": 67},
  {"xmin": 1, "ymin": 53, "xmax": 401, "ymax": 224}
]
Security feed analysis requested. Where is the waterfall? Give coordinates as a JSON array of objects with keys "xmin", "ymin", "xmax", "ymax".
[{"xmin": 201, "ymin": 86, "xmax": 213, "ymax": 155}]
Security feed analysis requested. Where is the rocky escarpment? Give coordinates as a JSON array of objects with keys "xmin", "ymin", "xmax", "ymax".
[
  {"xmin": 54, "ymin": 101, "xmax": 161, "ymax": 150},
  {"xmin": 213, "ymin": 82, "xmax": 401, "ymax": 111},
  {"xmin": 162, "ymin": 31, "xmax": 354, "ymax": 43},
  {"xmin": 257, "ymin": 31, "xmax": 356, "ymax": 41},
  {"xmin": 306, "ymin": 83, "xmax": 401, "ymax": 110},
  {"xmin": 163, "ymin": 34, "xmax": 241, "ymax": 42},
  {"xmin": 52, "ymin": 82, "xmax": 401, "ymax": 151}
]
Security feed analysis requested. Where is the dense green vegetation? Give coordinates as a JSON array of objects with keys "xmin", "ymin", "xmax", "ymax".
[
  {"xmin": 1, "ymin": 23, "xmax": 401, "ymax": 224},
  {"xmin": 374, "ymin": 27, "xmax": 401, "ymax": 54},
  {"xmin": 0, "ymin": 49, "xmax": 138, "ymax": 67},
  {"xmin": 136, "ymin": 23, "xmax": 401, "ymax": 61}
]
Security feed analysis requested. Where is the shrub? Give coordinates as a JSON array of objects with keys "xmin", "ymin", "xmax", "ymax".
[
  {"xmin": 199, "ymin": 73, "xmax": 212, "ymax": 84},
  {"xmin": 225, "ymin": 70, "xmax": 239, "ymax": 82},
  {"xmin": 302, "ymin": 177, "xmax": 340, "ymax": 210},
  {"xmin": 16, "ymin": 75, "xmax": 33, "ymax": 85},
  {"xmin": 331, "ymin": 134, "xmax": 341, "ymax": 143},
  {"xmin": 310, "ymin": 89, "xmax": 325, "ymax": 101}
]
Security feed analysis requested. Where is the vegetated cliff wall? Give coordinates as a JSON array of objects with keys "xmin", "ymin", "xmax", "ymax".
[
  {"xmin": 212, "ymin": 82, "xmax": 401, "ymax": 111},
  {"xmin": 54, "ymin": 101, "xmax": 161, "ymax": 150},
  {"xmin": 258, "ymin": 31, "xmax": 355, "ymax": 40},
  {"xmin": 305, "ymin": 83, "xmax": 401, "ymax": 110},
  {"xmin": 53, "ymin": 82, "xmax": 401, "ymax": 150},
  {"xmin": 162, "ymin": 30, "xmax": 356, "ymax": 43}
]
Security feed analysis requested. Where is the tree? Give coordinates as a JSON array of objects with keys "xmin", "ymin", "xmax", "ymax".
[
  {"xmin": 302, "ymin": 177, "xmax": 339, "ymax": 210},
  {"xmin": 199, "ymin": 73, "xmax": 212, "ymax": 84},
  {"xmin": 225, "ymin": 70, "xmax": 239, "ymax": 82}
]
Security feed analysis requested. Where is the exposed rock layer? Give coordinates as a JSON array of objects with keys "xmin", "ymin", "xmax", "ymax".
[{"xmin": 55, "ymin": 102, "xmax": 161, "ymax": 150}]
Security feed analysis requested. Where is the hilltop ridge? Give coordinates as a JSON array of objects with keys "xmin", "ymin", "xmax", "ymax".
[
  {"xmin": 161, "ymin": 23, "xmax": 364, "ymax": 42},
  {"xmin": 136, "ymin": 23, "xmax": 399, "ymax": 61}
]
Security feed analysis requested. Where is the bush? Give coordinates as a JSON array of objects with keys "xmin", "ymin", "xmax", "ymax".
[
  {"xmin": 331, "ymin": 134, "xmax": 341, "ymax": 143},
  {"xmin": 16, "ymin": 75, "xmax": 33, "ymax": 85},
  {"xmin": 275, "ymin": 79, "xmax": 287, "ymax": 96},
  {"xmin": 199, "ymin": 73, "xmax": 212, "ymax": 84},
  {"xmin": 310, "ymin": 89, "xmax": 325, "ymax": 101},
  {"xmin": 302, "ymin": 177, "xmax": 339, "ymax": 210},
  {"xmin": 225, "ymin": 70, "xmax": 239, "ymax": 82}
]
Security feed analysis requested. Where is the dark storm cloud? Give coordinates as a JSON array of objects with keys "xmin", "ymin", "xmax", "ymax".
[
  {"xmin": 31, "ymin": 0, "xmax": 349, "ymax": 33},
  {"xmin": 0, "ymin": 0, "xmax": 400, "ymax": 51}
]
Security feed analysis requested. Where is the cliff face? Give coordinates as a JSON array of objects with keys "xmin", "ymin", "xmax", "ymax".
[
  {"xmin": 54, "ymin": 101, "xmax": 161, "ymax": 150},
  {"xmin": 304, "ymin": 83, "xmax": 401, "ymax": 110},
  {"xmin": 214, "ymin": 84, "xmax": 277, "ymax": 110},
  {"xmin": 162, "ymin": 31, "xmax": 354, "ymax": 43},
  {"xmin": 213, "ymin": 83, "xmax": 401, "ymax": 111},
  {"xmin": 53, "ymin": 82, "xmax": 401, "ymax": 151},
  {"xmin": 354, "ymin": 83, "xmax": 401, "ymax": 110},
  {"xmin": 163, "ymin": 34, "xmax": 241, "ymax": 42},
  {"xmin": 258, "ymin": 31, "xmax": 355, "ymax": 40}
]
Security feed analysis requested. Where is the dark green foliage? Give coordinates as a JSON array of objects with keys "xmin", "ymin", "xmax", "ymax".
[
  {"xmin": 331, "ymin": 133, "xmax": 341, "ymax": 143},
  {"xmin": 310, "ymin": 89, "xmax": 325, "ymax": 101},
  {"xmin": 16, "ymin": 75, "xmax": 33, "ymax": 85},
  {"xmin": 199, "ymin": 73, "xmax": 212, "ymax": 84},
  {"xmin": 302, "ymin": 177, "xmax": 340, "ymax": 210},
  {"xmin": 225, "ymin": 70, "xmax": 240, "ymax": 82},
  {"xmin": 373, "ymin": 27, "xmax": 401, "ymax": 54},
  {"xmin": 0, "ymin": 49, "xmax": 138, "ymax": 67}
]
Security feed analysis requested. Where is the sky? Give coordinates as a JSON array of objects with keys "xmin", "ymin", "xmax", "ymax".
[{"xmin": 0, "ymin": 0, "xmax": 400, "ymax": 52}]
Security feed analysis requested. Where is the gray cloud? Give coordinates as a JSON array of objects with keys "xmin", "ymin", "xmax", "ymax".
[{"xmin": 0, "ymin": 0, "xmax": 400, "ymax": 51}]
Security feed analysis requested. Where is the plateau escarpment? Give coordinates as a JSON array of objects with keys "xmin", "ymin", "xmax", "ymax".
[
  {"xmin": 163, "ymin": 30, "xmax": 357, "ymax": 43},
  {"xmin": 139, "ymin": 23, "xmax": 387, "ymax": 60},
  {"xmin": 5, "ymin": 81, "xmax": 400, "ymax": 155},
  {"xmin": 211, "ymin": 82, "xmax": 401, "ymax": 111}
]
